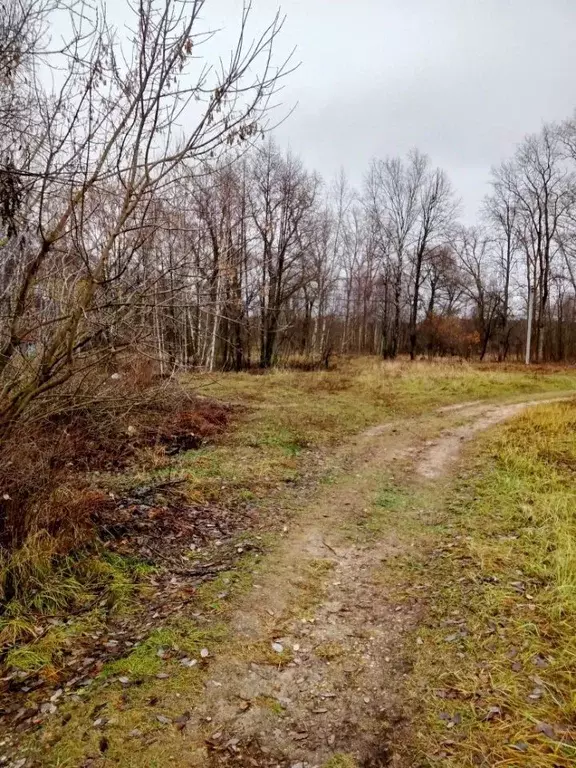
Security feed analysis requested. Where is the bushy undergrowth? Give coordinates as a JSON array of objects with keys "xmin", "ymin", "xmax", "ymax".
[
  {"xmin": 0, "ymin": 361, "xmax": 231, "ymax": 538},
  {"xmin": 0, "ymin": 363, "xmax": 232, "ymax": 668}
]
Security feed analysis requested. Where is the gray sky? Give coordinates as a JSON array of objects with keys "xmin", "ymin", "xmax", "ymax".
[
  {"xmin": 101, "ymin": 0, "xmax": 576, "ymax": 220},
  {"xmin": 228, "ymin": 0, "xmax": 576, "ymax": 221}
]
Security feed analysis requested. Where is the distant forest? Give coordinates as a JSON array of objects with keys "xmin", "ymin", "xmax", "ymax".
[{"xmin": 2, "ymin": 0, "xmax": 576, "ymax": 437}]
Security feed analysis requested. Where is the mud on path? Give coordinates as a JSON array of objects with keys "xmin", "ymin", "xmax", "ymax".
[{"xmin": 163, "ymin": 394, "xmax": 571, "ymax": 768}]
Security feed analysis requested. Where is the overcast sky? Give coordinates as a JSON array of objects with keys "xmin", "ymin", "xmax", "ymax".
[{"xmin": 213, "ymin": 0, "xmax": 576, "ymax": 221}]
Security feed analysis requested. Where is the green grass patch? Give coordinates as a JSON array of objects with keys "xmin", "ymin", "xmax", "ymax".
[
  {"xmin": 195, "ymin": 552, "xmax": 259, "ymax": 613},
  {"xmin": 102, "ymin": 619, "xmax": 226, "ymax": 679},
  {"xmin": 344, "ymin": 481, "xmax": 412, "ymax": 542},
  {"xmin": 171, "ymin": 359, "xmax": 576, "ymax": 510},
  {"xmin": 322, "ymin": 754, "xmax": 358, "ymax": 768},
  {"xmin": 0, "ymin": 549, "xmax": 154, "ymax": 676},
  {"xmin": 5, "ymin": 611, "xmax": 105, "ymax": 676},
  {"xmin": 25, "ymin": 617, "xmax": 229, "ymax": 766},
  {"xmin": 255, "ymin": 695, "xmax": 286, "ymax": 715}
]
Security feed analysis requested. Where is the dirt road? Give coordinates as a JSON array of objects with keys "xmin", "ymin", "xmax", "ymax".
[
  {"xmin": 15, "ymin": 393, "xmax": 570, "ymax": 768},
  {"xmin": 158, "ymin": 395, "xmax": 570, "ymax": 768}
]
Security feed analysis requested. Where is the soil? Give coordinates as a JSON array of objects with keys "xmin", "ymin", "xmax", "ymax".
[{"xmin": 167, "ymin": 395, "xmax": 572, "ymax": 768}]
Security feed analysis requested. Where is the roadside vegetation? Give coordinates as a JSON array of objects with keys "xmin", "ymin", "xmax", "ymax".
[
  {"xmin": 3, "ymin": 360, "xmax": 576, "ymax": 655},
  {"xmin": 399, "ymin": 400, "xmax": 576, "ymax": 767},
  {"xmin": 5, "ymin": 357, "xmax": 576, "ymax": 663},
  {"xmin": 3, "ymin": 1, "xmax": 576, "ymax": 766}
]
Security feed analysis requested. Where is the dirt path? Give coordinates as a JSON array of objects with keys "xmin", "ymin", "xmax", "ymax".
[
  {"xmin": 416, "ymin": 397, "xmax": 563, "ymax": 479},
  {"xmin": 20, "ymin": 393, "xmax": 569, "ymax": 768},
  {"xmin": 160, "ymin": 394, "xmax": 571, "ymax": 768}
]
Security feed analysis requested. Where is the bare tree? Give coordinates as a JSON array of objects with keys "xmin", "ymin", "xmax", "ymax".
[
  {"xmin": 485, "ymin": 171, "xmax": 520, "ymax": 361},
  {"xmin": 408, "ymin": 159, "xmax": 457, "ymax": 359},
  {"xmin": 0, "ymin": 0, "xmax": 289, "ymax": 434},
  {"xmin": 492, "ymin": 127, "xmax": 571, "ymax": 363},
  {"xmin": 365, "ymin": 155, "xmax": 418, "ymax": 358},
  {"xmin": 249, "ymin": 142, "xmax": 318, "ymax": 367},
  {"xmin": 453, "ymin": 227, "xmax": 501, "ymax": 360}
]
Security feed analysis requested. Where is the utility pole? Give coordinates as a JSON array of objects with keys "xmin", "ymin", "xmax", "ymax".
[{"xmin": 525, "ymin": 283, "xmax": 534, "ymax": 365}]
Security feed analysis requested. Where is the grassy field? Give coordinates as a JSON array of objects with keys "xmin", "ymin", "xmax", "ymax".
[
  {"xmin": 4, "ymin": 359, "xmax": 576, "ymax": 678},
  {"xmin": 171, "ymin": 358, "xmax": 576, "ymax": 505},
  {"xmin": 3, "ymin": 359, "xmax": 576, "ymax": 767},
  {"xmin": 399, "ymin": 401, "xmax": 576, "ymax": 766}
]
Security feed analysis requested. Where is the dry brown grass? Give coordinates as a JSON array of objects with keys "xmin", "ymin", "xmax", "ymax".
[{"xmin": 0, "ymin": 374, "xmax": 232, "ymax": 545}]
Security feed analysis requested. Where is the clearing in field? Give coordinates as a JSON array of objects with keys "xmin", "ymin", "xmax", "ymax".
[{"xmin": 2, "ymin": 359, "xmax": 576, "ymax": 767}]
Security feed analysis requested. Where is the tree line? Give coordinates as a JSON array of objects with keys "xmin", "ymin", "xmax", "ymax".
[
  {"xmin": 3, "ymin": 0, "xmax": 576, "ymax": 436},
  {"xmin": 169, "ymin": 123, "xmax": 576, "ymax": 371}
]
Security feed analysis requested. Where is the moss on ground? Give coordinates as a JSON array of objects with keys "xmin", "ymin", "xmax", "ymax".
[{"xmin": 100, "ymin": 619, "xmax": 226, "ymax": 679}]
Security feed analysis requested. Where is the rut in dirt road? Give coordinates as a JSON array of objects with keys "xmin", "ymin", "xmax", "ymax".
[
  {"xmin": 415, "ymin": 397, "xmax": 569, "ymax": 479},
  {"xmin": 175, "ymin": 395, "xmax": 571, "ymax": 768}
]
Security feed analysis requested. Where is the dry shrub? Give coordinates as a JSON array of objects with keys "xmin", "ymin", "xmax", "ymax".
[
  {"xmin": 119, "ymin": 354, "xmax": 160, "ymax": 390},
  {"xmin": 0, "ymin": 424, "xmax": 114, "ymax": 551},
  {"xmin": 20, "ymin": 372, "xmax": 233, "ymax": 472},
  {"xmin": 0, "ymin": 368, "xmax": 233, "ymax": 555},
  {"xmin": 0, "ymin": 367, "xmax": 234, "ymax": 634},
  {"xmin": 153, "ymin": 404, "xmax": 228, "ymax": 454},
  {"xmin": 418, "ymin": 313, "xmax": 480, "ymax": 357}
]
